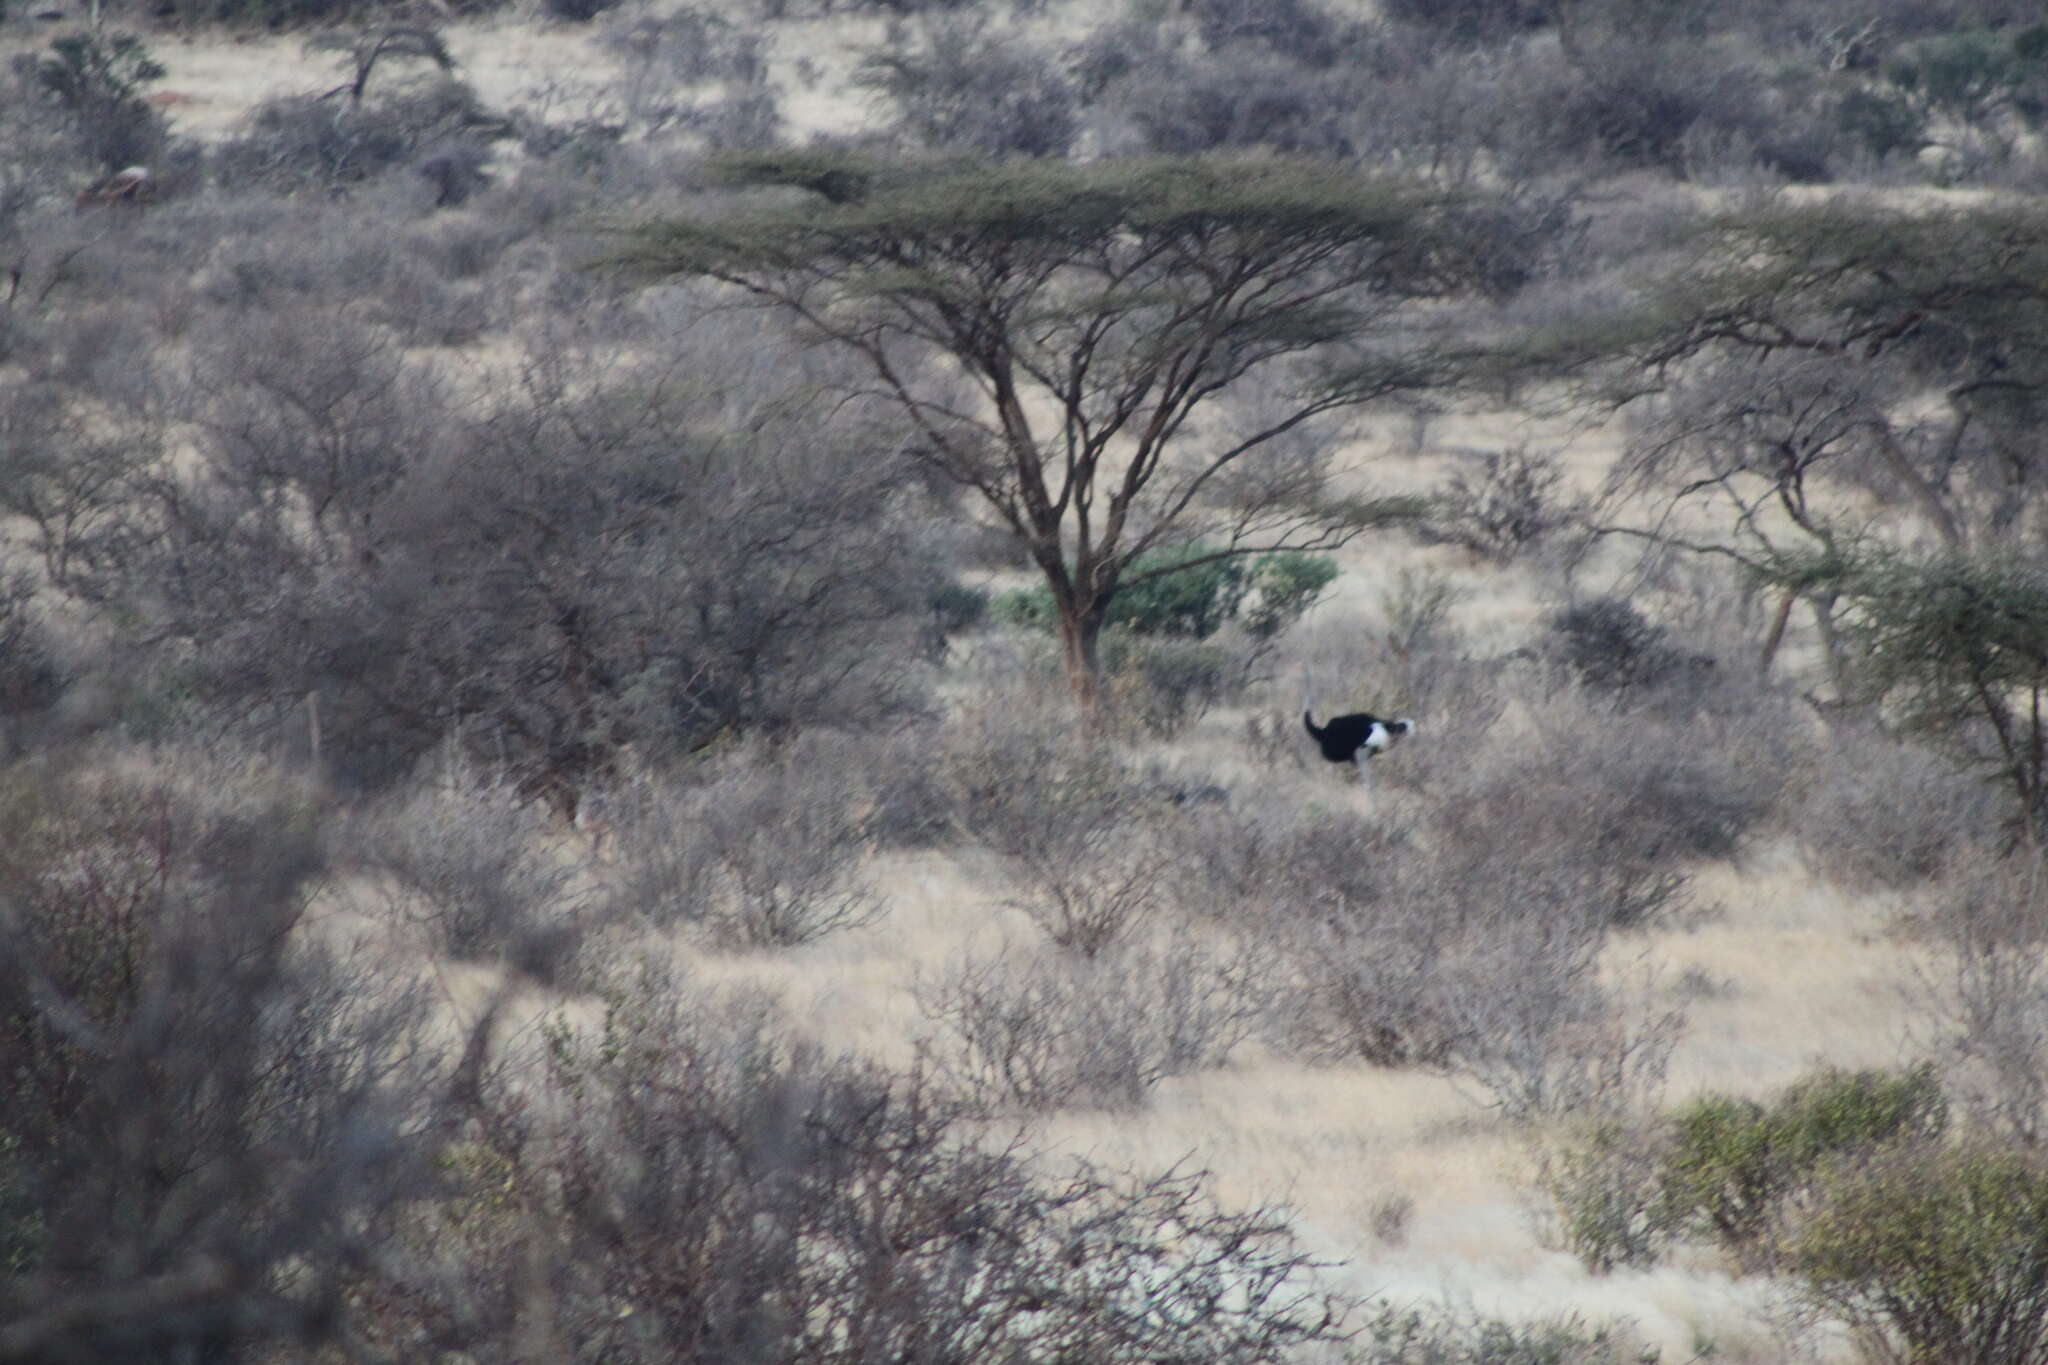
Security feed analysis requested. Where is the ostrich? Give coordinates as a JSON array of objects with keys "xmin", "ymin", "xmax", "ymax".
[{"xmin": 1303, "ymin": 708, "xmax": 1415, "ymax": 770}]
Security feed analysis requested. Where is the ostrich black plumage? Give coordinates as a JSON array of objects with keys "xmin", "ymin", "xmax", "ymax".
[{"xmin": 1303, "ymin": 710, "xmax": 1415, "ymax": 766}]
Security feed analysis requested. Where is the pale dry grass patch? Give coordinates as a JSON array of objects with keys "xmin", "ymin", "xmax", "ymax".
[
  {"xmin": 1030, "ymin": 1057, "xmax": 1805, "ymax": 1360},
  {"xmin": 1645, "ymin": 840, "xmax": 1922, "ymax": 1099},
  {"xmin": 599, "ymin": 849, "xmax": 1037, "ymax": 1071},
  {"xmin": 138, "ymin": 19, "xmax": 621, "ymax": 141}
]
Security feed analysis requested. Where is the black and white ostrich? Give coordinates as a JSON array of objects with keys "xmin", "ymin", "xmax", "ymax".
[{"xmin": 1303, "ymin": 708, "xmax": 1415, "ymax": 770}]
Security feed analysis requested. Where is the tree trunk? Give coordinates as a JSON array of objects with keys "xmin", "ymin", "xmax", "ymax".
[
  {"xmin": 1054, "ymin": 598, "xmax": 1106, "ymax": 714},
  {"xmin": 1811, "ymin": 591, "xmax": 1854, "ymax": 703},
  {"xmin": 1757, "ymin": 588, "xmax": 1797, "ymax": 677}
]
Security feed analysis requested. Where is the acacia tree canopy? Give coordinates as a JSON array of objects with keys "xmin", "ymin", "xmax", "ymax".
[
  {"xmin": 609, "ymin": 153, "xmax": 1541, "ymax": 703},
  {"xmin": 1552, "ymin": 197, "xmax": 2048, "ymax": 688},
  {"xmin": 1826, "ymin": 546, "xmax": 2048, "ymax": 842},
  {"xmin": 1606, "ymin": 198, "xmax": 2048, "ymax": 550}
]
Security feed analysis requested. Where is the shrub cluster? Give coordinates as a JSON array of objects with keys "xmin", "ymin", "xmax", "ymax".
[
  {"xmin": 1541, "ymin": 1064, "xmax": 1950, "ymax": 1276},
  {"xmin": 916, "ymin": 929, "xmax": 1272, "ymax": 1112},
  {"xmin": 993, "ymin": 547, "xmax": 1337, "ymax": 643},
  {"xmin": 411, "ymin": 962, "xmax": 1358, "ymax": 1363}
]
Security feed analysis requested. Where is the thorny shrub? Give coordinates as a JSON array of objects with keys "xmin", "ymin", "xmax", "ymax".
[
  {"xmin": 941, "ymin": 699, "xmax": 1174, "ymax": 955},
  {"xmin": 355, "ymin": 766, "xmax": 587, "ymax": 968},
  {"xmin": 915, "ymin": 928, "xmax": 1273, "ymax": 1112},
  {"xmin": 0, "ymin": 753, "xmax": 463, "ymax": 1363},
  {"xmin": 414, "ymin": 960, "xmax": 1359, "ymax": 1364},
  {"xmin": 603, "ymin": 743, "xmax": 880, "ymax": 949}
]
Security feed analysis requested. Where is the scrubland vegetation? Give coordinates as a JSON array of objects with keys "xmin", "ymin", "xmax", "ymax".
[{"xmin": 5, "ymin": 0, "xmax": 2048, "ymax": 1358}]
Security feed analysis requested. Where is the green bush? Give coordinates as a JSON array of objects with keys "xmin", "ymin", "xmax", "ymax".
[
  {"xmin": 1107, "ymin": 547, "xmax": 1252, "ymax": 638},
  {"xmin": 214, "ymin": 80, "xmax": 504, "ymax": 196},
  {"xmin": 1536, "ymin": 1118, "xmax": 1682, "ymax": 1275},
  {"xmin": 1543, "ymin": 1064, "xmax": 1950, "ymax": 1277},
  {"xmin": 34, "ymin": 32, "xmax": 167, "ymax": 172},
  {"xmin": 1349, "ymin": 1302, "xmax": 1661, "ymax": 1363},
  {"xmin": 1660, "ymin": 1064, "xmax": 1947, "ymax": 1268},
  {"xmin": 924, "ymin": 580, "xmax": 988, "ymax": 657},
  {"xmin": 1244, "ymin": 552, "xmax": 1340, "ymax": 640},
  {"xmin": 991, "ymin": 584, "xmax": 1055, "ymax": 631},
  {"xmin": 993, "ymin": 547, "xmax": 1335, "ymax": 641},
  {"xmin": 1785, "ymin": 1144, "xmax": 2048, "ymax": 1365}
]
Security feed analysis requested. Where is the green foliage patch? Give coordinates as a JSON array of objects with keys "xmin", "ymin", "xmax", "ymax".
[
  {"xmin": 1543, "ymin": 1064, "xmax": 1949, "ymax": 1277},
  {"xmin": 993, "ymin": 546, "xmax": 1336, "ymax": 642}
]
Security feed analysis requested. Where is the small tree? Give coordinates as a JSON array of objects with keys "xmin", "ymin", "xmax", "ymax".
[
  {"xmin": 1777, "ymin": 545, "xmax": 2048, "ymax": 845},
  {"xmin": 611, "ymin": 154, "xmax": 1543, "ymax": 706},
  {"xmin": 308, "ymin": 24, "xmax": 456, "ymax": 106},
  {"xmin": 1551, "ymin": 196, "xmax": 2048, "ymax": 699},
  {"xmin": 34, "ymin": 32, "xmax": 167, "ymax": 172}
]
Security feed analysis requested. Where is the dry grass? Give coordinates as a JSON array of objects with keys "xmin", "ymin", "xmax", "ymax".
[
  {"xmin": 0, "ymin": 8, "xmax": 1965, "ymax": 1358},
  {"xmin": 491, "ymin": 759, "xmax": 1899, "ymax": 1360}
]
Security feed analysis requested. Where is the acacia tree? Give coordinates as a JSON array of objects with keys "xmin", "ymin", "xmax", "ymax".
[
  {"xmin": 611, "ymin": 154, "xmax": 1541, "ymax": 705},
  {"xmin": 1604, "ymin": 197, "xmax": 2048, "ymax": 549},
  {"xmin": 1558, "ymin": 196, "xmax": 2048, "ymax": 681},
  {"xmin": 1809, "ymin": 545, "xmax": 2048, "ymax": 847}
]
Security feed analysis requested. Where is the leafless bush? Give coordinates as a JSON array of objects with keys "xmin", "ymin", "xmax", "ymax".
[
  {"xmin": 1369, "ymin": 1192, "xmax": 1415, "ymax": 1248},
  {"xmin": 1202, "ymin": 726, "xmax": 1696, "ymax": 1101},
  {"xmin": 996, "ymin": 806, "xmax": 1167, "ymax": 955},
  {"xmin": 693, "ymin": 753, "xmax": 881, "ymax": 948},
  {"xmin": 66, "ymin": 319, "xmax": 943, "ymax": 800},
  {"xmin": 0, "ymin": 59, "xmax": 81, "ymax": 232},
  {"xmin": 1912, "ymin": 858, "xmax": 2048, "ymax": 1147},
  {"xmin": 0, "ymin": 572, "xmax": 68, "ymax": 757},
  {"xmin": 603, "ymin": 4, "xmax": 775, "ymax": 135},
  {"xmin": 605, "ymin": 741, "xmax": 880, "ymax": 948},
  {"xmin": 1273, "ymin": 833, "xmax": 1612, "ymax": 1075},
  {"xmin": 1156, "ymin": 796, "xmax": 1437, "ymax": 1066},
  {"xmin": 857, "ymin": 14, "xmax": 1079, "ymax": 157},
  {"xmin": 1163, "ymin": 798, "xmax": 1413, "ymax": 927},
  {"xmin": 1444, "ymin": 953, "xmax": 1685, "ymax": 1120},
  {"xmin": 1791, "ymin": 725, "xmax": 2002, "ymax": 889},
  {"xmin": 0, "ymin": 376, "xmax": 159, "ymax": 600},
  {"xmin": 1181, "ymin": 0, "xmax": 1349, "ymax": 65},
  {"xmin": 1426, "ymin": 445, "xmax": 1583, "ymax": 562},
  {"xmin": 1102, "ymin": 633, "xmax": 1240, "ymax": 739},
  {"xmin": 356, "ymin": 767, "xmax": 586, "ymax": 966},
  {"xmin": 1435, "ymin": 713, "xmax": 1776, "ymax": 930},
  {"xmin": 213, "ymin": 79, "xmax": 506, "ymax": 197},
  {"xmin": 1273, "ymin": 846, "xmax": 1681, "ymax": 1116},
  {"xmin": 916, "ymin": 929, "xmax": 1272, "ymax": 1112},
  {"xmin": 29, "ymin": 31, "xmax": 171, "ymax": 176},
  {"xmin": 1275, "ymin": 908, "xmax": 1458, "ymax": 1069},
  {"xmin": 943, "ymin": 697, "xmax": 1173, "ymax": 954},
  {"xmin": 597, "ymin": 778, "xmax": 714, "ymax": 921},
  {"xmin": 1106, "ymin": 53, "xmax": 1363, "ymax": 159},
  {"xmin": 1241, "ymin": 706, "xmax": 1311, "ymax": 770},
  {"xmin": 421, "ymin": 958, "xmax": 1356, "ymax": 1363},
  {"xmin": 852, "ymin": 721, "xmax": 954, "ymax": 848},
  {"xmin": 0, "ymin": 755, "xmax": 467, "ymax": 1363},
  {"xmin": 1378, "ymin": 565, "xmax": 1469, "ymax": 659},
  {"xmin": 1545, "ymin": 596, "xmax": 1702, "ymax": 697}
]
